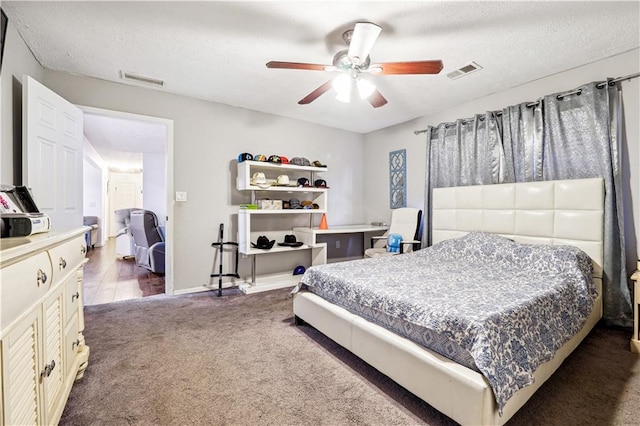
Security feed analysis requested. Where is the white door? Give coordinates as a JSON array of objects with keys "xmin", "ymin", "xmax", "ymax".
[
  {"xmin": 114, "ymin": 182, "xmax": 137, "ymax": 209},
  {"xmin": 108, "ymin": 172, "xmax": 142, "ymax": 236},
  {"xmin": 23, "ymin": 76, "xmax": 83, "ymax": 229}
]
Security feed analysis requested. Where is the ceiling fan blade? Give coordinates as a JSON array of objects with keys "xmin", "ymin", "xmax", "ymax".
[
  {"xmin": 266, "ymin": 61, "xmax": 329, "ymax": 71},
  {"xmin": 368, "ymin": 89, "xmax": 388, "ymax": 108},
  {"xmin": 298, "ymin": 80, "xmax": 334, "ymax": 105},
  {"xmin": 375, "ymin": 60, "xmax": 444, "ymax": 75},
  {"xmin": 348, "ymin": 22, "xmax": 382, "ymax": 65}
]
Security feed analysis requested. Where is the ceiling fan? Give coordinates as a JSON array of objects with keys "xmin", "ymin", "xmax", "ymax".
[{"xmin": 266, "ymin": 22, "xmax": 443, "ymax": 108}]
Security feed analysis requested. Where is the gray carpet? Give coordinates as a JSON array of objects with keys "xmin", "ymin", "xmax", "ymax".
[{"xmin": 60, "ymin": 288, "xmax": 640, "ymax": 425}]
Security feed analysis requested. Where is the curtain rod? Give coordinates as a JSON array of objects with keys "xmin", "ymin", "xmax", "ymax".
[{"xmin": 413, "ymin": 71, "xmax": 640, "ymax": 135}]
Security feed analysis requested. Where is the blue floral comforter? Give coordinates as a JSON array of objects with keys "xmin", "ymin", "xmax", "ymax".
[{"xmin": 298, "ymin": 232, "xmax": 596, "ymax": 413}]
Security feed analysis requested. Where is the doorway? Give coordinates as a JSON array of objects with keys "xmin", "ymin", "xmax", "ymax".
[{"xmin": 80, "ymin": 106, "xmax": 174, "ymax": 304}]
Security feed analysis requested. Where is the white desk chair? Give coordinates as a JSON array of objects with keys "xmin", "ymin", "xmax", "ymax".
[{"xmin": 364, "ymin": 208, "xmax": 422, "ymax": 258}]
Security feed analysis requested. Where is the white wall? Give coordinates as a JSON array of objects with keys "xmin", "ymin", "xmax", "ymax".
[
  {"xmin": 142, "ymin": 152, "xmax": 166, "ymax": 230},
  {"xmin": 82, "ymin": 159, "xmax": 102, "ymax": 216},
  {"xmin": 0, "ymin": 21, "xmax": 44, "ymax": 185},
  {"xmin": 82, "ymin": 137, "xmax": 108, "ymax": 245},
  {"xmin": 42, "ymin": 70, "xmax": 365, "ymax": 292},
  {"xmin": 363, "ymin": 49, "xmax": 640, "ymax": 273}
]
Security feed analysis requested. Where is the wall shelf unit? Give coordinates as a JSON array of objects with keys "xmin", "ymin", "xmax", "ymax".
[
  {"xmin": 236, "ymin": 160, "xmax": 328, "ymax": 293},
  {"xmin": 237, "ymin": 160, "xmax": 329, "ymax": 189}
]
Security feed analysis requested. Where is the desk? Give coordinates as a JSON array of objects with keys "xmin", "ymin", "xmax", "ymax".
[{"xmin": 293, "ymin": 224, "xmax": 388, "ymax": 265}]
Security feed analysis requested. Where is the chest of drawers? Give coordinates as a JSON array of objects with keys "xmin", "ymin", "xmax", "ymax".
[{"xmin": 0, "ymin": 228, "xmax": 90, "ymax": 425}]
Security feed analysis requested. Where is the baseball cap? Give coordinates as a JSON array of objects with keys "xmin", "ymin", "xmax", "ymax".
[
  {"xmin": 238, "ymin": 153, "xmax": 253, "ymax": 162},
  {"xmin": 293, "ymin": 265, "xmax": 306, "ymax": 275},
  {"xmin": 254, "ymin": 154, "xmax": 267, "ymax": 162},
  {"xmin": 280, "ymin": 156, "xmax": 289, "ymax": 164},
  {"xmin": 301, "ymin": 200, "xmax": 320, "ymax": 209},
  {"xmin": 289, "ymin": 198, "xmax": 302, "ymax": 209},
  {"xmin": 314, "ymin": 179, "xmax": 329, "ymax": 188},
  {"xmin": 268, "ymin": 155, "xmax": 282, "ymax": 164},
  {"xmin": 297, "ymin": 177, "xmax": 311, "ymax": 187},
  {"xmin": 312, "ymin": 160, "xmax": 327, "ymax": 168},
  {"xmin": 290, "ymin": 157, "xmax": 310, "ymax": 166}
]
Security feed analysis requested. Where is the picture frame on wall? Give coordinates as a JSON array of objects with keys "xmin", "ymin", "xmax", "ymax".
[{"xmin": 389, "ymin": 149, "xmax": 407, "ymax": 209}]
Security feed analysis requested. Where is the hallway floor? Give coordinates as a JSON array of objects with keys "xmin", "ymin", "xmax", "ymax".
[{"xmin": 83, "ymin": 238, "xmax": 165, "ymax": 305}]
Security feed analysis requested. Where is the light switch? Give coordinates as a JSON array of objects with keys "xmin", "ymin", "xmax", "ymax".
[{"xmin": 176, "ymin": 191, "xmax": 187, "ymax": 202}]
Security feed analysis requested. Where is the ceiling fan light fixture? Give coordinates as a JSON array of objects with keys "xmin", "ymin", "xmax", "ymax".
[
  {"xmin": 347, "ymin": 23, "xmax": 382, "ymax": 64},
  {"xmin": 335, "ymin": 90, "xmax": 351, "ymax": 103},
  {"xmin": 332, "ymin": 73, "xmax": 352, "ymax": 102},
  {"xmin": 356, "ymin": 77, "xmax": 376, "ymax": 99}
]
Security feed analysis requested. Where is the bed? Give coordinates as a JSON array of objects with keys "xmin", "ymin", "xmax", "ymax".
[{"xmin": 292, "ymin": 178, "xmax": 604, "ymax": 425}]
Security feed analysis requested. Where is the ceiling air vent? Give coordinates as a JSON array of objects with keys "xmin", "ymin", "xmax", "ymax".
[
  {"xmin": 120, "ymin": 71, "xmax": 165, "ymax": 87},
  {"xmin": 446, "ymin": 62, "xmax": 482, "ymax": 80}
]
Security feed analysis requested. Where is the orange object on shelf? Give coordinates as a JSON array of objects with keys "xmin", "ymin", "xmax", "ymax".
[{"xmin": 319, "ymin": 213, "xmax": 329, "ymax": 230}]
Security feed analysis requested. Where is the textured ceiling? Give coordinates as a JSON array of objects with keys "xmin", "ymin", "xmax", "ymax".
[
  {"xmin": 4, "ymin": 1, "xmax": 640, "ymax": 159},
  {"xmin": 83, "ymin": 113, "xmax": 166, "ymax": 170}
]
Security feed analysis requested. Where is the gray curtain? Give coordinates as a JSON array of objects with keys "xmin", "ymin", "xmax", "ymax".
[
  {"xmin": 501, "ymin": 101, "xmax": 544, "ymax": 181},
  {"xmin": 424, "ymin": 113, "xmax": 505, "ymax": 243},
  {"xmin": 423, "ymin": 81, "xmax": 632, "ymax": 327}
]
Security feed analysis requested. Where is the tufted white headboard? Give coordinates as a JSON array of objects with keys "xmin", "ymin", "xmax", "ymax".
[{"xmin": 432, "ymin": 178, "xmax": 604, "ymax": 278}]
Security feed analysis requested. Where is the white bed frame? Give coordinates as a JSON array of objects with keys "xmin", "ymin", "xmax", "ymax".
[{"xmin": 293, "ymin": 178, "xmax": 604, "ymax": 425}]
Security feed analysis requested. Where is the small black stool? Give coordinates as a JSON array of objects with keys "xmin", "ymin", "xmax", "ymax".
[{"xmin": 210, "ymin": 223, "xmax": 240, "ymax": 297}]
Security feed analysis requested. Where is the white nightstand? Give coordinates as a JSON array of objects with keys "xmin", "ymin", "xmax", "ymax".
[{"xmin": 631, "ymin": 270, "xmax": 640, "ymax": 353}]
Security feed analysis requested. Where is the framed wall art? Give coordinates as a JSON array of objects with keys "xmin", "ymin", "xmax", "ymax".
[{"xmin": 389, "ymin": 149, "xmax": 406, "ymax": 209}]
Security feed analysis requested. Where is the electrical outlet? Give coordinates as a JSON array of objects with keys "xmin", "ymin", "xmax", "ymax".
[
  {"xmin": 336, "ymin": 240, "xmax": 341, "ymax": 249},
  {"xmin": 176, "ymin": 191, "xmax": 187, "ymax": 202}
]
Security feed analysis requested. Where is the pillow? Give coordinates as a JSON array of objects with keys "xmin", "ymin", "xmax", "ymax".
[
  {"xmin": 429, "ymin": 232, "xmax": 592, "ymax": 284},
  {"xmin": 430, "ymin": 231, "xmax": 515, "ymax": 262}
]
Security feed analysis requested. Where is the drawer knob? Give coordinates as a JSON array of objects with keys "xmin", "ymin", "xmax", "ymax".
[
  {"xmin": 81, "ymin": 245, "xmax": 87, "ymax": 255},
  {"xmin": 72, "ymin": 339, "xmax": 80, "ymax": 350},
  {"xmin": 37, "ymin": 269, "xmax": 47, "ymax": 286},
  {"xmin": 40, "ymin": 360, "xmax": 56, "ymax": 380},
  {"xmin": 71, "ymin": 291, "xmax": 80, "ymax": 302},
  {"xmin": 59, "ymin": 257, "xmax": 67, "ymax": 270}
]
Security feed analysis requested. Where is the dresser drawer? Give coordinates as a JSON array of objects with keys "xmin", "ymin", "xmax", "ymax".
[
  {"xmin": 64, "ymin": 274, "xmax": 81, "ymax": 324},
  {"xmin": 64, "ymin": 314, "xmax": 79, "ymax": 379},
  {"xmin": 0, "ymin": 251, "xmax": 52, "ymax": 327},
  {"xmin": 49, "ymin": 236, "xmax": 86, "ymax": 283}
]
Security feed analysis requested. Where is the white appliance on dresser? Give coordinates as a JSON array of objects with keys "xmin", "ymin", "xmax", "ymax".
[{"xmin": 0, "ymin": 228, "xmax": 90, "ymax": 425}]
